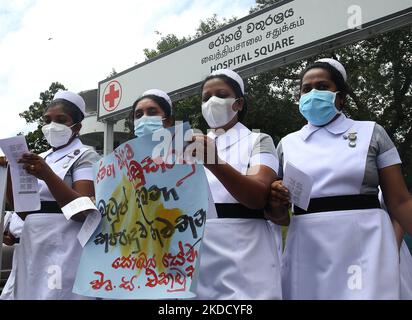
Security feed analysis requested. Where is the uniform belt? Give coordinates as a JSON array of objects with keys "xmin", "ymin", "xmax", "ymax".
[
  {"xmin": 293, "ymin": 194, "xmax": 381, "ymax": 215},
  {"xmin": 215, "ymin": 203, "xmax": 266, "ymax": 219},
  {"xmin": 17, "ymin": 201, "xmax": 62, "ymax": 220}
]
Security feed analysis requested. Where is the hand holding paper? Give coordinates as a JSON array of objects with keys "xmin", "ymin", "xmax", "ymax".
[
  {"xmin": 0, "ymin": 136, "xmax": 40, "ymax": 212},
  {"xmin": 282, "ymin": 161, "xmax": 313, "ymax": 211},
  {"xmin": 270, "ymin": 180, "xmax": 290, "ymax": 205},
  {"xmin": 17, "ymin": 152, "xmax": 54, "ymax": 181}
]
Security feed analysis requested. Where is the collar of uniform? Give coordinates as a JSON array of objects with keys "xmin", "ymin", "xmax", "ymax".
[
  {"xmin": 207, "ymin": 122, "xmax": 251, "ymax": 151},
  {"xmin": 299, "ymin": 114, "xmax": 352, "ymax": 141},
  {"xmin": 40, "ymin": 149, "xmax": 53, "ymax": 159},
  {"xmin": 45, "ymin": 138, "xmax": 83, "ymax": 162}
]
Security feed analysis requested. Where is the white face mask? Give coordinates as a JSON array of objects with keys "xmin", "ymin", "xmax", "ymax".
[
  {"xmin": 41, "ymin": 122, "xmax": 76, "ymax": 148},
  {"xmin": 201, "ymin": 96, "xmax": 238, "ymax": 128}
]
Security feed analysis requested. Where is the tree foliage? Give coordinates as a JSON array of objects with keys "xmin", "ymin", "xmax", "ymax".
[
  {"xmin": 142, "ymin": 6, "xmax": 412, "ymax": 189},
  {"xmin": 18, "ymin": 1, "xmax": 411, "ymax": 189},
  {"xmin": 19, "ymin": 82, "xmax": 66, "ymax": 153},
  {"xmin": 251, "ymin": 0, "xmax": 283, "ymax": 13},
  {"xmin": 141, "ymin": 15, "xmax": 237, "ymax": 133},
  {"xmin": 107, "ymin": 68, "xmax": 118, "ymax": 78},
  {"xmin": 143, "ymin": 33, "xmax": 191, "ymax": 60}
]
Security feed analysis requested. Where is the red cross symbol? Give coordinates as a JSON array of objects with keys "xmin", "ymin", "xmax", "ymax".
[{"xmin": 102, "ymin": 80, "xmax": 122, "ymax": 112}]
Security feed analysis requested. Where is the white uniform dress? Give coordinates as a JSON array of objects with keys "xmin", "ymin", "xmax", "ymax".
[
  {"xmin": 13, "ymin": 138, "xmax": 100, "ymax": 300},
  {"xmin": 196, "ymin": 122, "xmax": 283, "ymax": 300},
  {"xmin": 379, "ymin": 191, "xmax": 412, "ymax": 300},
  {"xmin": 400, "ymin": 241, "xmax": 412, "ymax": 299},
  {"xmin": 0, "ymin": 212, "xmax": 24, "ymax": 300},
  {"xmin": 279, "ymin": 114, "xmax": 401, "ymax": 299}
]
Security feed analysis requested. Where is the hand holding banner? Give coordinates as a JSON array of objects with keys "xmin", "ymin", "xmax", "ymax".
[{"xmin": 73, "ymin": 124, "xmax": 209, "ymax": 299}]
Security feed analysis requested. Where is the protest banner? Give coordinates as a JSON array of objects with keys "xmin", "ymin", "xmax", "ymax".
[{"xmin": 73, "ymin": 124, "xmax": 209, "ymax": 299}]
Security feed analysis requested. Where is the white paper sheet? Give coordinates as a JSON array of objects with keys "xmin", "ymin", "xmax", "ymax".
[
  {"xmin": 283, "ymin": 161, "xmax": 313, "ymax": 211},
  {"xmin": 61, "ymin": 196, "xmax": 97, "ymax": 220},
  {"xmin": 0, "ymin": 136, "xmax": 40, "ymax": 212},
  {"xmin": 77, "ymin": 209, "xmax": 102, "ymax": 247},
  {"xmin": 0, "ymin": 166, "xmax": 7, "ymax": 212},
  {"xmin": 0, "ymin": 166, "xmax": 7, "ymax": 259}
]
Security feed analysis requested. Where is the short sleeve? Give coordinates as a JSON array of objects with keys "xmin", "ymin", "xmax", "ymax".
[
  {"xmin": 370, "ymin": 124, "xmax": 402, "ymax": 169},
  {"xmin": 72, "ymin": 149, "xmax": 101, "ymax": 182},
  {"xmin": 249, "ymin": 133, "xmax": 279, "ymax": 174},
  {"xmin": 5, "ymin": 211, "xmax": 24, "ymax": 237}
]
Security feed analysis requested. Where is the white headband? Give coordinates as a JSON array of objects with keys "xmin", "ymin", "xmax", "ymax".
[
  {"xmin": 210, "ymin": 69, "xmax": 245, "ymax": 94},
  {"xmin": 316, "ymin": 58, "xmax": 347, "ymax": 82},
  {"xmin": 141, "ymin": 89, "xmax": 172, "ymax": 114},
  {"xmin": 53, "ymin": 90, "xmax": 86, "ymax": 115}
]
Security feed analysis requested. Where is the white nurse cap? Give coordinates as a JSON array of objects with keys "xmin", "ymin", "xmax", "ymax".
[
  {"xmin": 211, "ymin": 69, "xmax": 245, "ymax": 95},
  {"xmin": 142, "ymin": 89, "xmax": 172, "ymax": 114},
  {"xmin": 53, "ymin": 90, "xmax": 86, "ymax": 115},
  {"xmin": 316, "ymin": 58, "xmax": 347, "ymax": 82}
]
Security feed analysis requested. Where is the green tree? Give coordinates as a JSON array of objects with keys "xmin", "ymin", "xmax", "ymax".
[
  {"xmin": 107, "ymin": 68, "xmax": 118, "ymax": 78},
  {"xmin": 339, "ymin": 27, "xmax": 412, "ymax": 187},
  {"xmin": 194, "ymin": 14, "xmax": 237, "ymax": 38},
  {"xmin": 141, "ymin": 6, "xmax": 412, "ymax": 188},
  {"xmin": 141, "ymin": 15, "xmax": 235, "ymax": 133},
  {"xmin": 143, "ymin": 33, "xmax": 191, "ymax": 60},
  {"xmin": 19, "ymin": 82, "xmax": 66, "ymax": 153},
  {"xmin": 251, "ymin": 0, "xmax": 283, "ymax": 13}
]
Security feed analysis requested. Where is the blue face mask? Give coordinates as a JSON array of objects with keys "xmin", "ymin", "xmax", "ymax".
[
  {"xmin": 299, "ymin": 89, "xmax": 341, "ymax": 126},
  {"xmin": 134, "ymin": 116, "xmax": 165, "ymax": 137}
]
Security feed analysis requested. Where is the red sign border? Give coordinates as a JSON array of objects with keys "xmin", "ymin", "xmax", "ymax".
[{"xmin": 102, "ymin": 80, "xmax": 123, "ymax": 112}]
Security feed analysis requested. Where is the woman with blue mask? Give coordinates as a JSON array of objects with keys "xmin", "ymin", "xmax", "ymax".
[
  {"xmin": 188, "ymin": 69, "xmax": 287, "ymax": 300},
  {"xmin": 269, "ymin": 58, "xmax": 412, "ymax": 299},
  {"xmin": 131, "ymin": 89, "xmax": 174, "ymax": 137}
]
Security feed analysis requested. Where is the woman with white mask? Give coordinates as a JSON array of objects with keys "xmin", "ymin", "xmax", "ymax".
[
  {"xmin": 131, "ymin": 89, "xmax": 174, "ymax": 137},
  {"xmin": 188, "ymin": 69, "xmax": 287, "ymax": 299},
  {"xmin": 270, "ymin": 58, "xmax": 412, "ymax": 299},
  {"xmin": 3, "ymin": 90, "xmax": 100, "ymax": 299}
]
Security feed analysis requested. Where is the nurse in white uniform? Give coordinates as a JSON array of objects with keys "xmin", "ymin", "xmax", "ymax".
[
  {"xmin": 0, "ymin": 212, "xmax": 24, "ymax": 300},
  {"xmin": 399, "ymin": 237, "xmax": 412, "ymax": 299},
  {"xmin": 10, "ymin": 90, "xmax": 100, "ymax": 299},
  {"xmin": 190, "ymin": 69, "xmax": 287, "ymax": 299},
  {"xmin": 271, "ymin": 58, "xmax": 412, "ymax": 299},
  {"xmin": 379, "ymin": 191, "xmax": 412, "ymax": 300}
]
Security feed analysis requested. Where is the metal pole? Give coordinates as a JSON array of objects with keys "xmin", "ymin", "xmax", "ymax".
[
  {"xmin": 0, "ymin": 166, "xmax": 8, "ymax": 275},
  {"xmin": 103, "ymin": 121, "xmax": 115, "ymax": 155}
]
